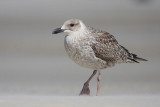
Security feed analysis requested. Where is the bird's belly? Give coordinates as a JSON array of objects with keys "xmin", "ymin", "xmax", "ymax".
[{"xmin": 64, "ymin": 41, "xmax": 107, "ymax": 70}]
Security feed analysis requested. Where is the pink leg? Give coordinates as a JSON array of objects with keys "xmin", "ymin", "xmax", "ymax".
[
  {"xmin": 79, "ymin": 70, "xmax": 97, "ymax": 96},
  {"xmin": 96, "ymin": 71, "xmax": 101, "ymax": 96}
]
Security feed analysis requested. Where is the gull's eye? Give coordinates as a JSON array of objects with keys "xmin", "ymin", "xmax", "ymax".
[{"xmin": 70, "ymin": 24, "xmax": 75, "ymax": 27}]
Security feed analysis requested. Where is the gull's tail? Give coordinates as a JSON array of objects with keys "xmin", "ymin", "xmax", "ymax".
[
  {"xmin": 128, "ymin": 53, "xmax": 148, "ymax": 63},
  {"xmin": 120, "ymin": 45, "xmax": 148, "ymax": 63}
]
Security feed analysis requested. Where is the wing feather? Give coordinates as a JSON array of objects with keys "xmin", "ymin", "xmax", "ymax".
[
  {"xmin": 87, "ymin": 27, "xmax": 147, "ymax": 63},
  {"xmin": 90, "ymin": 30, "xmax": 128, "ymax": 63}
]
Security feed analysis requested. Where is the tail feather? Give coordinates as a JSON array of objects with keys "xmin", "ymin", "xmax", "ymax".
[
  {"xmin": 120, "ymin": 45, "xmax": 148, "ymax": 63},
  {"xmin": 129, "ymin": 53, "xmax": 148, "ymax": 63},
  {"xmin": 128, "ymin": 57, "xmax": 140, "ymax": 63},
  {"xmin": 134, "ymin": 56, "xmax": 148, "ymax": 61}
]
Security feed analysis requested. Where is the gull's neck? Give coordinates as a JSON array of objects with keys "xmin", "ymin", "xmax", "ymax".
[{"xmin": 79, "ymin": 20, "xmax": 87, "ymax": 31}]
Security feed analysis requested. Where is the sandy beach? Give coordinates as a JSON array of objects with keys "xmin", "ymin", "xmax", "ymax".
[{"xmin": 0, "ymin": 95, "xmax": 160, "ymax": 107}]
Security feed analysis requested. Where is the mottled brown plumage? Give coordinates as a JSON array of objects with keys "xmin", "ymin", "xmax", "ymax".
[
  {"xmin": 52, "ymin": 19, "xmax": 147, "ymax": 96},
  {"xmin": 87, "ymin": 27, "xmax": 147, "ymax": 64}
]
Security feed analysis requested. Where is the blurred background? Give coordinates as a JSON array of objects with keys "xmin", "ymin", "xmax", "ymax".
[{"xmin": 0, "ymin": 0, "xmax": 160, "ymax": 96}]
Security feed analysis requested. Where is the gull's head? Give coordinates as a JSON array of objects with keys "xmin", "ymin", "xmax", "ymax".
[{"xmin": 52, "ymin": 19, "xmax": 86, "ymax": 35}]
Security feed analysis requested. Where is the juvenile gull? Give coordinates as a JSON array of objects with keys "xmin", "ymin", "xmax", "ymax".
[{"xmin": 52, "ymin": 19, "xmax": 147, "ymax": 96}]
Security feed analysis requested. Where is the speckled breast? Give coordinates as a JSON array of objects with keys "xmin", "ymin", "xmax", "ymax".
[{"xmin": 64, "ymin": 36, "xmax": 108, "ymax": 70}]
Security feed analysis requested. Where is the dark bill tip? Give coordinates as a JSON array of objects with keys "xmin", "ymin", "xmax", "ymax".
[{"xmin": 52, "ymin": 28, "xmax": 64, "ymax": 34}]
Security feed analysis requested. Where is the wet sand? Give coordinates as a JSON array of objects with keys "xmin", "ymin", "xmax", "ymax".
[{"xmin": 0, "ymin": 95, "xmax": 160, "ymax": 107}]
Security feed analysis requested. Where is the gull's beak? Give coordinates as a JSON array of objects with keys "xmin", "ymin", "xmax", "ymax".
[{"xmin": 52, "ymin": 27, "xmax": 64, "ymax": 34}]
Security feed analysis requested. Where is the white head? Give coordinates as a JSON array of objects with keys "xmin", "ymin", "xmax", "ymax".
[{"xmin": 52, "ymin": 19, "xmax": 86, "ymax": 35}]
